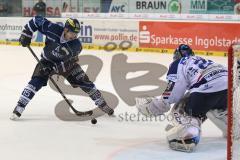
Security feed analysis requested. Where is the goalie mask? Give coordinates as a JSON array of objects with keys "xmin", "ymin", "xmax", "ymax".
[{"xmin": 173, "ymin": 44, "xmax": 194, "ymax": 61}]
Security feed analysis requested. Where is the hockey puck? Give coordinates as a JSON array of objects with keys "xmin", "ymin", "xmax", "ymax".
[{"xmin": 91, "ymin": 118, "xmax": 97, "ymax": 124}]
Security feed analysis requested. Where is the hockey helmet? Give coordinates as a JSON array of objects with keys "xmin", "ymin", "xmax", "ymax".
[
  {"xmin": 64, "ymin": 18, "xmax": 80, "ymax": 33},
  {"xmin": 173, "ymin": 44, "xmax": 194, "ymax": 61}
]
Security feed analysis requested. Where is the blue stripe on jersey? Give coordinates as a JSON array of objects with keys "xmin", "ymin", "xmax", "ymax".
[
  {"xmin": 167, "ymin": 59, "xmax": 181, "ymax": 76},
  {"xmin": 27, "ymin": 20, "xmax": 37, "ymax": 32},
  {"xmin": 26, "ymin": 16, "xmax": 48, "ymax": 33}
]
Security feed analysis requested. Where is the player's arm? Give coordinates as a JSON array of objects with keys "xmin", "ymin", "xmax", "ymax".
[
  {"xmin": 163, "ymin": 77, "xmax": 188, "ymax": 105},
  {"xmin": 19, "ymin": 16, "xmax": 51, "ymax": 47},
  {"xmin": 136, "ymin": 60, "xmax": 188, "ymax": 116}
]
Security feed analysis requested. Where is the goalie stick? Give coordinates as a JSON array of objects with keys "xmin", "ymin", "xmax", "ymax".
[{"xmin": 27, "ymin": 46, "xmax": 93, "ymax": 117}]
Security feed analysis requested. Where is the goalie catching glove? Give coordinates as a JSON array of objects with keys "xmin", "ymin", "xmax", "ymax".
[{"xmin": 135, "ymin": 96, "xmax": 171, "ymax": 116}]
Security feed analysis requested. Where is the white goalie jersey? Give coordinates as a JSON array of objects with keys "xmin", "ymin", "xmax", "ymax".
[
  {"xmin": 163, "ymin": 56, "xmax": 228, "ymax": 105},
  {"xmin": 136, "ymin": 55, "xmax": 228, "ymax": 117}
]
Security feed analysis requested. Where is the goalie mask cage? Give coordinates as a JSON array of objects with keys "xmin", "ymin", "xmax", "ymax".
[{"xmin": 228, "ymin": 43, "xmax": 240, "ymax": 160}]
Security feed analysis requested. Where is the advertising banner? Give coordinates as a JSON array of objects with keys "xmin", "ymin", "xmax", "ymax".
[
  {"xmin": 22, "ymin": 0, "xmax": 64, "ymax": 17},
  {"xmin": 0, "ymin": 17, "xmax": 46, "ymax": 43},
  {"xmin": 0, "ymin": 18, "xmax": 25, "ymax": 41},
  {"xmin": 82, "ymin": 0, "xmax": 101, "ymax": 13},
  {"xmin": 2, "ymin": 17, "xmax": 240, "ymax": 55},
  {"xmin": 139, "ymin": 21, "xmax": 240, "ymax": 53},
  {"xmin": 89, "ymin": 19, "xmax": 138, "ymax": 48},
  {"xmin": 106, "ymin": 0, "xmax": 234, "ymax": 14},
  {"xmin": 22, "ymin": 0, "xmax": 101, "ymax": 17},
  {"xmin": 128, "ymin": 0, "xmax": 182, "ymax": 13},
  {"xmin": 101, "ymin": 0, "xmax": 128, "ymax": 13},
  {"xmin": 181, "ymin": 0, "xmax": 234, "ymax": 14},
  {"xmin": 181, "ymin": 0, "xmax": 207, "ymax": 14},
  {"xmin": 207, "ymin": 0, "xmax": 234, "ymax": 14},
  {"xmin": 0, "ymin": 17, "xmax": 139, "ymax": 50},
  {"xmin": 22, "ymin": 0, "xmax": 237, "ymax": 16}
]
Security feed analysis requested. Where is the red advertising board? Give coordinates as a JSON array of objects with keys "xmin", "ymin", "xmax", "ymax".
[{"xmin": 139, "ymin": 21, "xmax": 240, "ymax": 52}]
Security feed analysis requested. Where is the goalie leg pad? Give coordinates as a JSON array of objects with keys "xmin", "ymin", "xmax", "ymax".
[
  {"xmin": 166, "ymin": 96, "xmax": 201, "ymax": 153},
  {"xmin": 166, "ymin": 116, "xmax": 201, "ymax": 152}
]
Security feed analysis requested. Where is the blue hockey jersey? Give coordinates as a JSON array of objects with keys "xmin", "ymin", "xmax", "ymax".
[{"xmin": 24, "ymin": 16, "xmax": 82, "ymax": 64}]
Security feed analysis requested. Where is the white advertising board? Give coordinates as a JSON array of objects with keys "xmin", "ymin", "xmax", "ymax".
[{"xmin": 0, "ymin": 17, "xmax": 139, "ymax": 49}]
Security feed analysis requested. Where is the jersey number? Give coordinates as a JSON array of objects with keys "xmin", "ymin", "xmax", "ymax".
[{"xmin": 193, "ymin": 57, "xmax": 213, "ymax": 69}]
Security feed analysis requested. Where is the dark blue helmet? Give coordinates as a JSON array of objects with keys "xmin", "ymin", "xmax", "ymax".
[
  {"xmin": 64, "ymin": 18, "xmax": 80, "ymax": 33},
  {"xmin": 173, "ymin": 44, "xmax": 194, "ymax": 61}
]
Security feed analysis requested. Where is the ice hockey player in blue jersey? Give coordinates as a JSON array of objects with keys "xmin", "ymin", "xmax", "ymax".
[
  {"xmin": 10, "ymin": 16, "xmax": 114, "ymax": 120},
  {"xmin": 136, "ymin": 44, "xmax": 228, "ymax": 152}
]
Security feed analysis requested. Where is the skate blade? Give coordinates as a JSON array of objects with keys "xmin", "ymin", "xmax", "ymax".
[{"xmin": 10, "ymin": 113, "xmax": 20, "ymax": 121}]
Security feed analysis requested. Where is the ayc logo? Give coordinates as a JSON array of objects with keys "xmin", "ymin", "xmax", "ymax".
[{"xmin": 111, "ymin": 5, "xmax": 126, "ymax": 12}]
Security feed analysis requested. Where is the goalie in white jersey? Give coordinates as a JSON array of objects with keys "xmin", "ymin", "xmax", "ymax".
[{"xmin": 136, "ymin": 44, "xmax": 228, "ymax": 152}]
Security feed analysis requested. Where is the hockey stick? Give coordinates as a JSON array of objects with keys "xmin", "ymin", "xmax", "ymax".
[{"xmin": 27, "ymin": 46, "xmax": 93, "ymax": 117}]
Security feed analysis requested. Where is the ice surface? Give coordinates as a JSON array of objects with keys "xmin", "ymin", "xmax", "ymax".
[{"xmin": 0, "ymin": 46, "xmax": 227, "ymax": 160}]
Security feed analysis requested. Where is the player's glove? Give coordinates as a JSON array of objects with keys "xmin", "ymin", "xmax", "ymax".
[
  {"xmin": 19, "ymin": 29, "xmax": 32, "ymax": 47},
  {"xmin": 55, "ymin": 57, "xmax": 79, "ymax": 73},
  {"xmin": 149, "ymin": 97, "xmax": 171, "ymax": 116},
  {"xmin": 136, "ymin": 96, "xmax": 171, "ymax": 116},
  {"xmin": 39, "ymin": 57, "xmax": 78, "ymax": 76}
]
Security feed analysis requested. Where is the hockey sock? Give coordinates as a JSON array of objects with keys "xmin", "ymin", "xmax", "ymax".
[
  {"xmin": 88, "ymin": 87, "xmax": 106, "ymax": 107},
  {"xmin": 14, "ymin": 77, "xmax": 46, "ymax": 116},
  {"xmin": 14, "ymin": 83, "xmax": 37, "ymax": 115}
]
